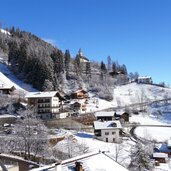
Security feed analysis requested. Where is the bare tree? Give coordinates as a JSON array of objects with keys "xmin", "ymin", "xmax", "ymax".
[{"xmin": 12, "ymin": 107, "xmax": 49, "ymax": 160}]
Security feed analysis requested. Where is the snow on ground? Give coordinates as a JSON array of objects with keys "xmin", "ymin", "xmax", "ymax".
[
  {"xmin": 54, "ymin": 129, "xmax": 134, "ymax": 168},
  {"xmin": 135, "ymin": 126, "xmax": 171, "ymax": 142},
  {"xmin": 130, "ymin": 113, "xmax": 170, "ymax": 125},
  {"xmin": 113, "ymin": 83, "xmax": 171, "ymax": 106},
  {"xmin": 129, "ymin": 113, "xmax": 171, "ymax": 142},
  {"xmin": 0, "ymin": 62, "xmax": 37, "ymax": 93},
  {"xmin": 0, "ymin": 28, "xmax": 11, "ymax": 35},
  {"xmin": 155, "ymin": 161, "xmax": 171, "ymax": 171},
  {"xmin": 54, "ymin": 113, "xmax": 171, "ymax": 170},
  {"xmin": 78, "ymin": 83, "xmax": 171, "ymax": 114}
]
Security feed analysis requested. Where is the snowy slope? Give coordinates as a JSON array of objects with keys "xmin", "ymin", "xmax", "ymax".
[
  {"xmin": 82, "ymin": 83, "xmax": 171, "ymax": 114},
  {"xmin": 113, "ymin": 83, "xmax": 171, "ymax": 106},
  {"xmin": 0, "ymin": 62, "xmax": 37, "ymax": 93},
  {"xmin": 0, "ymin": 28, "xmax": 11, "ymax": 35}
]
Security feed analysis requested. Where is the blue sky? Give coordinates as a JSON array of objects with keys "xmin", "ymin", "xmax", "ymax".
[{"xmin": 1, "ymin": 0, "xmax": 171, "ymax": 85}]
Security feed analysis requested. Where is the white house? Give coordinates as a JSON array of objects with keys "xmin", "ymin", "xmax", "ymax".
[
  {"xmin": 137, "ymin": 76, "xmax": 152, "ymax": 84},
  {"xmin": 93, "ymin": 120, "xmax": 122, "ymax": 143},
  {"xmin": 30, "ymin": 151, "xmax": 128, "ymax": 171},
  {"xmin": 25, "ymin": 91, "xmax": 63, "ymax": 119}
]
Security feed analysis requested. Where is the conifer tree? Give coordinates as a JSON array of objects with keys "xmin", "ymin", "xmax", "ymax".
[
  {"xmin": 74, "ymin": 54, "xmax": 82, "ymax": 76},
  {"xmin": 100, "ymin": 61, "xmax": 107, "ymax": 73},
  {"xmin": 64, "ymin": 49, "xmax": 71, "ymax": 79},
  {"xmin": 129, "ymin": 143, "xmax": 153, "ymax": 171},
  {"xmin": 86, "ymin": 62, "xmax": 91, "ymax": 82}
]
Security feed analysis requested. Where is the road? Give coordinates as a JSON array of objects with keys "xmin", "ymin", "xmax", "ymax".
[{"xmin": 129, "ymin": 124, "xmax": 171, "ymax": 144}]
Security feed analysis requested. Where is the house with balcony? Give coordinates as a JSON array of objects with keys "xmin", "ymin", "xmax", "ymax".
[
  {"xmin": 71, "ymin": 89, "xmax": 88, "ymax": 99},
  {"xmin": 25, "ymin": 91, "xmax": 64, "ymax": 119},
  {"xmin": 93, "ymin": 120, "xmax": 122, "ymax": 143},
  {"xmin": 95, "ymin": 111, "xmax": 114, "ymax": 121}
]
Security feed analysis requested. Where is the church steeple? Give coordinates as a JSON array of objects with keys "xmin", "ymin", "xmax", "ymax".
[{"xmin": 78, "ymin": 48, "xmax": 83, "ymax": 56}]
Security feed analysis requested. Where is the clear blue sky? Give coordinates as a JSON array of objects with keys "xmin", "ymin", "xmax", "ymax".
[{"xmin": 1, "ymin": 0, "xmax": 171, "ymax": 85}]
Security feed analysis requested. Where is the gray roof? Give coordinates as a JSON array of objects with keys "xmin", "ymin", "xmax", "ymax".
[{"xmin": 94, "ymin": 120, "xmax": 122, "ymax": 130}]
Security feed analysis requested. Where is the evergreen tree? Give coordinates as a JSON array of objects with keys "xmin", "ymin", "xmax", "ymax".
[
  {"xmin": 129, "ymin": 143, "xmax": 153, "ymax": 171},
  {"xmin": 9, "ymin": 26, "xmax": 15, "ymax": 35},
  {"xmin": 86, "ymin": 62, "xmax": 91, "ymax": 82},
  {"xmin": 8, "ymin": 41, "xmax": 20, "ymax": 72},
  {"xmin": 100, "ymin": 61, "xmax": 107, "ymax": 73},
  {"xmin": 51, "ymin": 50, "xmax": 64, "ymax": 76},
  {"xmin": 100, "ymin": 61, "xmax": 107, "ymax": 81},
  {"xmin": 112, "ymin": 62, "xmax": 117, "ymax": 74},
  {"xmin": 18, "ymin": 41, "xmax": 28, "ymax": 72},
  {"xmin": 64, "ymin": 49, "xmax": 71, "ymax": 79},
  {"xmin": 74, "ymin": 54, "xmax": 82, "ymax": 76}
]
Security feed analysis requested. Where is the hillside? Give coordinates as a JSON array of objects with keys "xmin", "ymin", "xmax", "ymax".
[
  {"xmin": 114, "ymin": 82, "xmax": 171, "ymax": 105},
  {"xmin": 0, "ymin": 63, "xmax": 37, "ymax": 93},
  {"xmin": 0, "ymin": 27, "xmax": 128, "ymax": 96}
]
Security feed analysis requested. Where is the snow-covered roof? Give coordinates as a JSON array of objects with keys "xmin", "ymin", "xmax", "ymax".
[
  {"xmin": 94, "ymin": 120, "xmax": 122, "ymax": 130},
  {"xmin": 138, "ymin": 76, "xmax": 151, "ymax": 79},
  {"xmin": 115, "ymin": 109, "xmax": 128, "ymax": 115},
  {"xmin": 25, "ymin": 91, "xmax": 59, "ymax": 98},
  {"xmin": 95, "ymin": 111, "xmax": 114, "ymax": 117},
  {"xmin": 0, "ymin": 114, "xmax": 16, "ymax": 119},
  {"xmin": 30, "ymin": 151, "xmax": 128, "ymax": 171},
  {"xmin": 0, "ymin": 84, "xmax": 15, "ymax": 89},
  {"xmin": 60, "ymin": 151, "xmax": 128, "ymax": 171},
  {"xmin": 74, "ymin": 89, "xmax": 87, "ymax": 93},
  {"xmin": 0, "ymin": 28, "xmax": 11, "ymax": 35},
  {"xmin": 153, "ymin": 152, "xmax": 168, "ymax": 158}
]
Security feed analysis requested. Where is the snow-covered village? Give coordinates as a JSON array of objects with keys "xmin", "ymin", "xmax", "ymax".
[{"xmin": 1, "ymin": 1, "xmax": 171, "ymax": 171}]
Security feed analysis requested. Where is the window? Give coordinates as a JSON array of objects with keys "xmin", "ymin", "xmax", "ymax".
[
  {"xmin": 105, "ymin": 132, "xmax": 109, "ymax": 135},
  {"xmin": 106, "ymin": 138, "xmax": 108, "ymax": 142},
  {"xmin": 113, "ymin": 138, "xmax": 115, "ymax": 142},
  {"xmin": 112, "ymin": 132, "xmax": 116, "ymax": 135}
]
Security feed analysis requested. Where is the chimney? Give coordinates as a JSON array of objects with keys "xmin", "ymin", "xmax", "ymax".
[{"xmin": 75, "ymin": 161, "xmax": 84, "ymax": 171}]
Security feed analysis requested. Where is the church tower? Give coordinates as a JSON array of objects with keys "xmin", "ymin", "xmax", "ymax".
[{"xmin": 78, "ymin": 48, "xmax": 83, "ymax": 57}]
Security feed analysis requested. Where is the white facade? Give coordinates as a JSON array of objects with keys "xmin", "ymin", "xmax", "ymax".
[
  {"xmin": 26, "ymin": 91, "xmax": 62, "ymax": 119},
  {"xmin": 94, "ymin": 121, "xmax": 122, "ymax": 143},
  {"xmin": 101, "ymin": 129, "xmax": 120, "ymax": 143}
]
